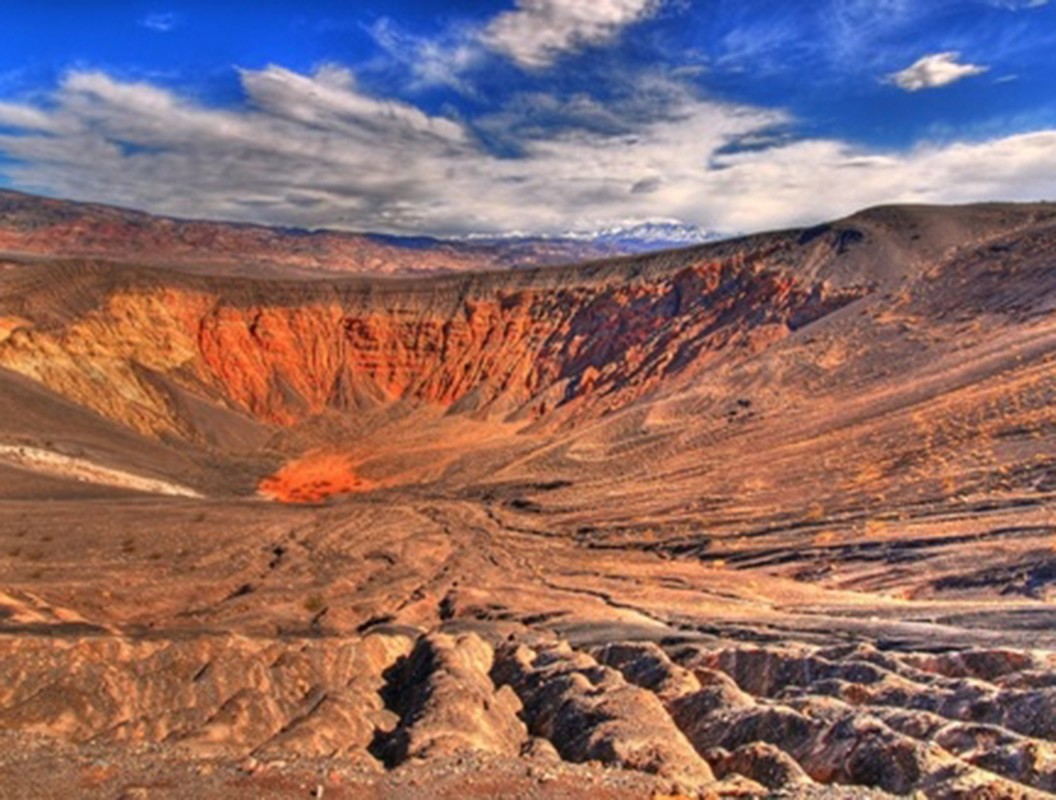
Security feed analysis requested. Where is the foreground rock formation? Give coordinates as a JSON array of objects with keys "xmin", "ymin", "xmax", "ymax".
[{"xmin": 2, "ymin": 198, "xmax": 1056, "ymax": 797}]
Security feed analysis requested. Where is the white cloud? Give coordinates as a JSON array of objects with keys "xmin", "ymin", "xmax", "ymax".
[
  {"xmin": 0, "ymin": 101, "xmax": 59, "ymax": 132},
  {"xmin": 481, "ymin": 0, "xmax": 662, "ymax": 68},
  {"xmin": 986, "ymin": 0, "xmax": 1048, "ymax": 8},
  {"xmin": 139, "ymin": 12, "xmax": 181, "ymax": 33},
  {"xmin": 364, "ymin": 2, "xmax": 667, "ymax": 91},
  {"xmin": 0, "ymin": 66, "xmax": 1055, "ymax": 237},
  {"xmin": 367, "ymin": 18, "xmax": 483, "ymax": 93},
  {"xmin": 888, "ymin": 52, "xmax": 989, "ymax": 91}
]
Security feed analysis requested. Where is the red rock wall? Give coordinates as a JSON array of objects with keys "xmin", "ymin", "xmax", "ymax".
[{"xmin": 0, "ymin": 258, "xmax": 863, "ymax": 439}]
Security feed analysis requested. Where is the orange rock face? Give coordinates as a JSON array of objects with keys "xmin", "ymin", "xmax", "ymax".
[
  {"xmin": 258, "ymin": 452, "xmax": 374, "ymax": 503},
  {"xmin": 196, "ymin": 302, "xmax": 351, "ymax": 426},
  {"xmin": 0, "ymin": 257, "xmax": 862, "ymax": 444}
]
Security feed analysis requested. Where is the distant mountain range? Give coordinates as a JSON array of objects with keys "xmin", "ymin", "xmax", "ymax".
[
  {"xmin": 572, "ymin": 220, "xmax": 722, "ymax": 251},
  {"xmin": 455, "ymin": 220, "xmax": 721, "ymax": 251},
  {"xmin": 0, "ymin": 190, "xmax": 721, "ymax": 277}
]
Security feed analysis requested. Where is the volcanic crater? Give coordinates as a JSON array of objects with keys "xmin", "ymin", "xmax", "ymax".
[{"xmin": 3, "ymin": 195, "xmax": 1056, "ymax": 798}]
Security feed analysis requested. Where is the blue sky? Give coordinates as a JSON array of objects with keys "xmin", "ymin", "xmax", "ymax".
[{"xmin": 0, "ymin": 1, "xmax": 1054, "ymax": 236}]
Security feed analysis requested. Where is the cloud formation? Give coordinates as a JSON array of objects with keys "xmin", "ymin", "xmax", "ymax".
[
  {"xmin": 0, "ymin": 65, "xmax": 1054, "ymax": 237},
  {"xmin": 367, "ymin": 18, "xmax": 482, "ymax": 93},
  {"xmin": 139, "ymin": 12, "xmax": 181, "ymax": 33},
  {"xmin": 481, "ymin": 0, "xmax": 662, "ymax": 68},
  {"xmin": 888, "ymin": 52, "xmax": 989, "ymax": 91}
]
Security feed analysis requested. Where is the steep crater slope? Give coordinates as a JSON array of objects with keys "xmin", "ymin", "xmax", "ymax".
[
  {"xmin": 2, "ymin": 202, "xmax": 1053, "ymax": 502},
  {"xmin": 0, "ymin": 249, "xmax": 867, "ymax": 496}
]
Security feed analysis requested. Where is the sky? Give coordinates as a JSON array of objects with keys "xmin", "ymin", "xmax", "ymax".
[{"xmin": 0, "ymin": 0, "xmax": 1054, "ymax": 237}]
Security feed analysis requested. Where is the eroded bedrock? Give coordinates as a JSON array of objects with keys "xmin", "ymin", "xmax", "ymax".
[{"xmin": 3, "ymin": 629, "xmax": 1056, "ymax": 798}]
